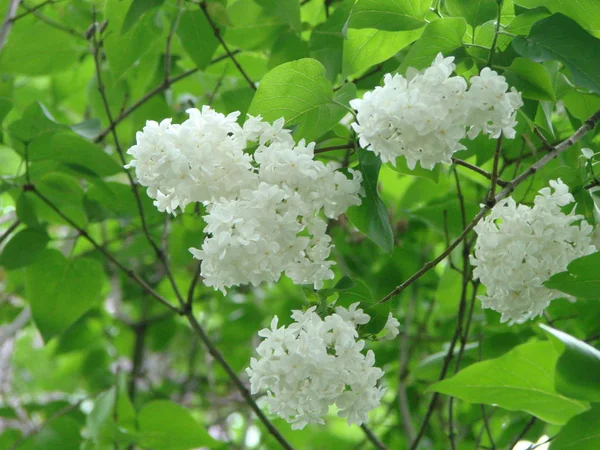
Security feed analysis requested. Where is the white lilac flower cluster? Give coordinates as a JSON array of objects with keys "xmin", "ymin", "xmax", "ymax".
[
  {"xmin": 471, "ymin": 179, "xmax": 596, "ymax": 324},
  {"xmin": 247, "ymin": 303, "xmax": 399, "ymax": 429},
  {"xmin": 126, "ymin": 107, "xmax": 363, "ymax": 292},
  {"xmin": 350, "ymin": 53, "xmax": 523, "ymax": 170}
]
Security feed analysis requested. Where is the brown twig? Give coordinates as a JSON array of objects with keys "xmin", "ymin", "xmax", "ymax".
[
  {"xmin": 31, "ymin": 186, "xmax": 181, "ymax": 314},
  {"xmin": 165, "ymin": 0, "xmax": 184, "ymax": 82},
  {"xmin": 0, "ymin": 0, "xmax": 20, "ymax": 52},
  {"xmin": 199, "ymin": 1, "xmax": 255, "ymax": 91},
  {"xmin": 360, "ymin": 424, "xmax": 388, "ymax": 450},
  {"xmin": 509, "ymin": 416, "xmax": 537, "ymax": 450},
  {"xmin": 315, "ymin": 143, "xmax": 354, "ymax": 154},
  {"xmin": 0, "ymin": 219, "xmax": 20, "ymax": 246},
  {"xmin": 487, "ymin": 134, "xmax": 503, "ymax": 205},
  {"xmin": 90, "ymin": 17, "xmax": 186, "ymax": 309},
  {"xmin": 334, "ymin": 64, "xmax": 383, "ymax": 92},
  {"xmin": 451, "ymin": 157, "xmax": 508, "ymax": 187},
  {"xmin": 93, "ymin": 51, "xmax": 236, "ymax": 142},
  {"xmin": 20, "ymin": 0, "xmax": 83, "ymax": 39},
  {"xmin": 398, "ymin": 291, "xmax": 416, "ymax": 442},
  {"xmin": 184, "ymin": 312, "xmax": 295, "ymax": 450},
  {"xmin": 409, "ymin": 271, "xmax": 470, "ymax": 450}
]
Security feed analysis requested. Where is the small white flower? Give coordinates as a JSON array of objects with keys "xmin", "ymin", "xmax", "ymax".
[
  {"xmin": 246, "ymin": 308, "xmax": 385, "ymax": 429},
  {"xmin": 581, "ymin": 147, "xmax": 595, "ymax": 160},
  {"xmin": 350, "ymin": 54, "xmax": 523, "ymax": 170},
  {"xmin": 127, "ymin": 107, "xmax": 364, "ymax": 293},
  {"xmin": 380, "ymin": 313, "xmax": 400, "ymax": 340},
  {"xmin": 335, "ymin": 302, "xmax": 370, "ymax": 326},
  {"xmin": 471, "ymin": 179, "xmax": 595, "ymax": 324}
]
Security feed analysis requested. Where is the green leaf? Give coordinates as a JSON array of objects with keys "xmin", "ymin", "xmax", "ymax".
[
  {"xmin": 389, "ymin": 156, "xmax": 441, "ymax": 182},
  {"xmin": 504, "ymin": 56, "xmax": 556, "ymax": 101},
  {"xmin": 176, "ymin": 10, "xmax": 220, "ymax": 69},
  {"xmin": 429, "ymin": 341, "xmax": 589, "ymax": 425},
  {"xmin": 506, "ymin": 7, "xmax": 551, "ymax": 36},
  {"xmin": 343, "ymin": 27, "xmax": 423, "ymax": 77},
  {"xmin": 513, "ymin": 14, "xmax": 600, "ymax": 95},
  {"xmin": 138, "ymin": 400, "xmax": 217, "ymax": 450},
  {"xmin": 248, "ymin": 58, "xmax": 347, "ymax": 142},
  {"xmin": 540, "ymin": 324, "xmax": 600, "ymax": 402},
  {"xmin": 87, "ymin": 373, "xmax": 137, "ymax": 445},
  {"xmin": 318, "ymin": 275, "xmax": 356, "ymax": 299},
  {"xmin": 544, "ymin": 251, "xmax": 600, "ymax": 300},
  {"xmin": 255, "ymin": 0, "xmax": 301, "ymax": 32},
  {"xmin": 0, "ymin": 228, "xmax": 49, "ymax": 271},
  {"xmin": 225, "ymin": 0, "xmax": 286, "ymax": 51},
  {"xmin": 19, "ymin": 416, "xmax": 82, "ymax": 450},
  {"xmin": 16, "ymin": 193, "xmax": 39, "ymax": 227},
  {"xmin": 348, "ymin": 0, "xmax": 431, "ymax": 31},
  {"xmin": 25, "ymin": 249, "xmax": 105, "ymax": 342},
  {"xmin": 400, "ymin": 18, "xmax": 467, "ymax": 71},
  {"xmin": 346, "ymin": 150, "xmax": 394, "ymax": 253},
  {"xmin": 9, "ymin": 103, "xmax": 68, "ymax": 142},
  {"xmin": 309, "ymin": 0, "xmax": 353, "ymax": 81},
  {"xmin": 445, "ymin": 0, "xmax": 498, "ymax": 28},
  {"xmin": 28, "ymin": 132, "xmax": 122, "ymax": 178},
  {"xmin": 269, "ymin": 32, "xmax": 310, "ymax": 69},
  {"xmin": 0, "ymin": 97, "xmax": 12, "ymax": 124},
  {"xmin": 550, "ymin": 403, "xmax": 600, "ymax": 450},
  {"xmin": 0, "ymin": 20, "xmax": 80, "ymax": 75},
  {"xmin": 121, "ymin": 0, "xmax": 165, "ymax": 34},
  {"xmin": 104, "ymin": 0, "xmax": 162, "ymax": 77},
  {"xmin": 514, "ymin": 0, "xmax": 600, "ymax": 37},
  {"xmin": 34, "ymin": 173, "xmax": 87, "ymax": 228}
]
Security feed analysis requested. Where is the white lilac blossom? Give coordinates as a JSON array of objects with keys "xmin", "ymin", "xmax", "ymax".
[
  {"xmin": 380, "ymin": 313, "xmax": 400, "ymax": 340},
  {"xmin": 465, "ymin": 67, "xmax": 523, "ymax": 139},
  {"xmin": 350, "ymin": 53, "xmax": 523, "ymax": 170},
  {"xmin": 471, "ymin": 179, "xmax": 595, "ymax": 324},
  {"xmin": 127, "ymin": 107, "xmax": 364, "ymax": 293},
  {"xmin": 125, "ymin": 106, "xmax": 255, "ymax": 214},
  {"xmin": 246, "ymin": 304, "xmax": 386, "ymax": 429}
]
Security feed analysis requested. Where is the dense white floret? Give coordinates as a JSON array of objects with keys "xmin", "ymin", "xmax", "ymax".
[
  {"xmin": 471, "ymin": 179, "xmax": 595, "ymax": 324},
  {"xmin": 350, "ymin": 54, "xmax": 523, "ymax": 170},
  {"xmin": 246, "ymin": 304, "xmax": 386, "ymax": 429},
  {"xmin": 127, "ymin": 108, "xmax": 363, "ymax": 292}
]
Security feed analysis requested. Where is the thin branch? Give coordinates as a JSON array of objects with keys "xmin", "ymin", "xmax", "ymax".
[
  {"xmin": 315, "ymin": 143, "xmax": 354, "ymax": 154},
  {"xmin": 487, "ymin": 0, "xmax": 503, "ymax": 67},
  {"xmin": 90, "ymin": 18, "xmax": 186, "ymax": 308},
  {"xmin": 165, "ymin": 0, "xmax": 184, "ymax": 82},
  {"xmin": 378, "ymin": 108, "xmax": 600, "ymax": 304},
  {"xmin": 487, "ymin": 134, "xmax": 503, "ymax": 204},
  {"xmin": 533, "ymin": 127, "xmax": 552, "ymax": 150},
  {"xmin": 480, "ymin": 405, "xmax": 496, "ymax": 449},
  {"xmin": 0, "ymin": 0, "xmax": 20, "ymax": 53},
  {"xmin": 11, "ymin": 0, "xmax": 54, "ymax": 21},
  {"xmin": 360, "ymin": 424, "xmax": 388, "ymax": 450},
  {"xmin": 93, "ymin": 51, "xmax": 236, "ymax": 142},
  {"xmin": 398, "ymin": 291, "xmax": 416, "ymax": 442},
  {"xmin": 0, "ymin": 305, "xmax": 30, "ymax": 345},
  {"xmin": 9, "ymin": 399, "xmax": 85, "ymax": 450},
  {"xmin": 184, "ymin": 312, "xmax": 295, "ymax": 450},
  {"xmin": 128, "ymin": 298, "xmax": 151, "ymax": 400},
  {"xmin": 334, "ymin": 64, "xmax": 383, "ymax": 92},
  {"xmin": 509, "ymin": 416, "xmax": 537, "ymax": 450},
  {"xmin": 0, "ymin": 219, "xmax": 20, "ymax": 246},
  {"xmin": 186, "ymin": 262, "xmax": 203, "ymax": 308},
  {"xmin": 30, "ymin": 186, "xmax": 181, "ymax": 314},
  {"xmin": 20, "ymin": 0, "xmax": 83, "ymax": 39},
  {"xmin": 199, "ymin": 1, "xmax": 255, "ymax": 90},
  {"xmin": 409, "ymin": 271, "xmax": 470, "ymax": 450},
  {"xmin": 451, "ymin": 157, "xmax": 508, "ymax": 187}
]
